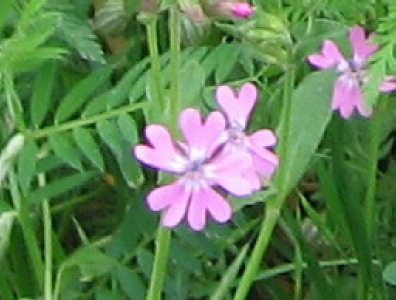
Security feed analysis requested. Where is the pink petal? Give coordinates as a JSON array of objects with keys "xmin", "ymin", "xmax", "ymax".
[
  {"xmin": 332, "ymin": 76, "xmax": 365, "ymax": 119},
  {"xmin": 349, "ymin": 26, "xmax": 377, "ymax": 61},
  {"xmin": 160, "ymin": 182, "xmax": 191, "ymax": 228},
  {"xmin": 308, "ymin": 40, "xmax": 344, "ymax": 69},
  {"xmin": 210, "ymin": 151, "xmax": 255, "ymax": 196},
  {"xmin": 380, "ymin": 76, "xmax": 396, "ymax": 92},
  {"xmin": 147, "ymin": 181, "xmax": 185, "ymax": 211},
  {"xmin": 134, "ymin": 125, "xmax": 186, "ymax": 173},
  {"xmin": 179, "ymin": 108, "xmax": 226, "ymax": 157},
  {"xmin": 187, "ymin": 187, "xmax": 207, "ymax": 230},
  {"xmin": 216, "ymin": 83, "xmax": 257, "ymax": 129},
  {"xmin": 252, "ymin": 152, "xmax": 279, "ymax": 177},
  {"xmin": 248, "ymin": 129, "xmax": 277, "ymax": 148}
]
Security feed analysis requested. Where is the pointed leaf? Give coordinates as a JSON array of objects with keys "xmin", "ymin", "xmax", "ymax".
[
  {"xmin": 17, "ymin": 140, "xmax": 38, "ymax": 193},
  {"xmin": 55, "ymin": 66, "xmax": 112, "ymax": 123},
  {"xmin": 31, "ymin": 61, "xmax": 57, "ymax": 127},
  {"xmin": 72, "ymin": 127, "xmax": 104, "ymax": 171},
  {"xmin": 97, "ymin": 120, "xmax": 124, "ymax": 159},
  {"xmin": 49, "ymin": 133, "xmax": 83, "ymax": 171}
]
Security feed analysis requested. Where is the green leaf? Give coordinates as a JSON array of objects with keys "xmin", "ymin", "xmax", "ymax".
[
  {"xmin": 17, "ymin": 140, "xmax": 38, "ymax": 193},
  {"xmin": 49, "ymin": 133, "xmax": 83, "ymax": 171},
  {"xmin": 278, "ymin": 69, "xmax": 336, "ymax": 195},
  {"xmin": 179, "ymin": 60, "xmax": 205, "ymax": 109},
  {"xmin": 31, "ymin": 61, "xmax": 58, "ymax": 127},
  {"xmin": 215, "ymin": 44, "xmax": 241, "ymax": 83},
  {"xmin": 114, "ymin": 266, "xmax": 146, "ymax": 300},
  {"xmin": 64, "ymin": 246, "xmax": 118, "ymax": 281},
  {"xmin": 97, "ymin": 120, "xmax": 124, "ymax": 159},
  {"xmin": 30, "ymin": 171, "xmax": 96, "ymax": 203},
  {"xmin": 383, "ymin": 261, "xmax": 396, "ymax": 286},
  {"xmin": 210, "ymin": 245, "xmax": 248, "ymax": 300},
  {"xmin": 118, "ymin": 148, "xmax": 144, "ymax": 188},
  {"xmin": 72, "ymin": 128, "xmax": 105, "ymax": 172},
  {"xmin": 117, "ymin": 114, "xmax": 138, "ymax": 144},
  {"xmin": 0, "ymin": 211, "xmax": 16, "ymax": 261},
  {"xmin": 56, "ymin": 14, "xmax": 105, "ymax": 63},
  {"xmin": 55, "ymin": 66, "xmax": 113, "ymax": 123}
]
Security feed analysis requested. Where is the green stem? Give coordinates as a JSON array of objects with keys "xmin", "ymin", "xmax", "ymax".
[
  {"xmin": 9, "ymin": 170, "xmax": 44, "ymax": 290},
  {"xmin": 146, "ymin": 6, "xmax": 181, "ymax": 300},
  {"xmin": 28, "ymin": 102, "xmax": 147, "ymax": 140},
  {"xmin": 146, "ymin": 227, "xmax": 172, "ymax": 300},
  {"xmin": 233, "ymin": 44, "xmax": 295, "ymax": 300},
  {"xmin": 364, "ymin": 103, "xmax": 381, "ymax": 243},
  {"xmin": 169, "ymin": 6, "xmax": 181, "ymax": 132},
  {"xmin": 146, "ymin": 15, "xmax": 165, "ymax": 110},
  {"xmin": 40, "ymin": 173, "xmax": 53, "ymax": 300}
]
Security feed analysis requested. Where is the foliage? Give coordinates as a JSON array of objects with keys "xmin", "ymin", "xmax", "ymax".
[{"xmin": 0, "ymin": 0, "xmax": 395, "ymax": 299}]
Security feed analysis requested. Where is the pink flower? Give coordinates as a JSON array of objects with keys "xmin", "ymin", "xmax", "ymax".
[
  {"xmin": 134, "ymin": 108, "xmax": 255, "ymax": 231},
  {"xmin": 229, "ymin": 2, "xmax": 255, "ymax": 18},
  {"xmin": 216, "ymin": 83, "xmax": 279, "ymax": 190},
  {"xmin": 307, "ymin": 25, "xmax": 394, "ymax": 118}
]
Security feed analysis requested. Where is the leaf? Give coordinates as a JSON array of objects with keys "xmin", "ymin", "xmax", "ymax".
[
  {"xmin": 55, "ymin": 66, "xmax": 113, "ymax": 123},
  {"xmin": 97, "ymin": 120, "xmax": 124, "ymax": 159},
  {"xmin": 56, "ymin": 14, "xmax": 105, "ymax": 63},
  {"xmin": 210, "ymin": 245, "xmax": 248, "ymax": 300},
  {"xmin": 49, "ymin": 133, "xmax": 83, "ymax": 171},
  {"xmin": 64, "ymin": 246, "xmax": 118, "ymax": 281},
  {"xmin": 17, "ymin": 140, "xmax": 38, "ymax": 193},
  {"xmin": 72, "ymin": 128, "xmax": 105, "ymax": 172},
  {"xmin": 30, "ymin": 171, "xmax": 97, "ymax": 203},
  {"xmin": 0, "ymin": 134, "xmax": 25, "ymax": 188},
  {"xmin": 383, "ymin": 261, "xmax": 396, "ymax": 286},
  {"xmin": 114, "ymin": 265, "xmax": 146, "ymax": 300},
  {"xmin": 0, "ymin": 211, "xmax": 16, "ymax": 261},
  {"xmin": 31, "ymin": 61, "xmax": 58, "ymax": 127},
  {"xmin": 215, "ymin": 44, "xmax": 241, "ymax": 83},
  {"xmin": 179, "ymin": 60, "xmax": 205, "ymax": 109},
  {"xmin": 117, "ymin": 148, "xmax": 144, "ymax": 188},
  {"xmin": 277, "ymin": 69, "xmax": 336, "ymax": 196},
  {"xmin": 117, "ymin": 114, "xmax": 138, "ymax": 144}
]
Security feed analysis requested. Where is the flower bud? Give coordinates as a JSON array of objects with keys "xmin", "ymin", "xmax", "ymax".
[{"xmin": 229, "ymin": 2, "xmax": 254, "ymax": 18}]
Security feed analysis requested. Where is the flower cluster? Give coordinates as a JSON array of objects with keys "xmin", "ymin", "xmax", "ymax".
[
  {"xmin": 134, "ymin": 83, "xmax": 278, "ymax": 230},
  {"xmin": 308, "ymin": 25, "xmax": 396, "ymax": 119}
]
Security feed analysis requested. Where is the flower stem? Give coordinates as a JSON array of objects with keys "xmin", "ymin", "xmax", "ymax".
[
  {"xmin": 146, "ymin": 14, "xmax": 165, "ymax": 111},
  {"xmin": 146, "ymin": 5, "xmax": 181, "ymax": 300},
  {"xmin": 9, "ymin": 170, "xmax": 44, "ymax": 290},
  {"xmin": 145, "ymin": 227, "xmax": 172, "ymax": 300},
  {"xmin": 40, "ymin": 173, "xmax": 53, "ymax": 300},
  {"xmin": 364, "ymin": 101, "xmax": 382, "ymax": 243},
  {"xmin": 233, "ymin": 44, "xmax": 295, "ymax": 300}
]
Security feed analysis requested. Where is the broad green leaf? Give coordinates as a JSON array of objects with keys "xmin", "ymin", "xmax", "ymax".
[
  {"xmin": 31, "ymin": 61, "xmax": 57, "ymax": 127},
  {"xmin": 17, "ymin": 140, "xmax": 38, "ymax": 193},
  {"xmin": 55, "ymin": 66, "xmax": 112, "ymax": 123},
  {"xmin": 0, "ymin": 211, "xmax": 16, "ymax": 260},
  {"xmin": 97, "ymin": 120, "xmax": 124, "ymax": 159},
  {"xmin": 63, "ymin": 246, "xmax": 118, "ymax": 281},
  {"xmin": 72, "ymin": 128, "xmax": 105, "ymax": 172},
  {"xmin": 277, "ymin": 69, "xmax": 336, "ymax": 195},
  {"xmin": 136, "ymin": 249, "xmax": 154, "ymax": 278},
  {"xmin": 30, "ymin": 171, "xmax": 96, "ymax": 203},
  {"xmin": 117, "ymin": 148, "xmax": 144, "ymax": 188},
  {"xmin": 49, "ymin": 133, "xmax": 83, "ymax": 171},
  {"xmin": 0, "ymin": 134, "xmax": 25, "ymax": 188},
  {"xmin": 114, "ymin": 266, "xmax": 146, "ymax": 300},
  {"xmin": 117, "ymin": 114, "xmax": 137, "ymax": 144},
  {"xmin": 215, "ymin": 44, "xmax": 241, "ymax": 83},
  {"xmin": 56, "ymin": 14, "xmax": 105, "ymax": 63},
  {"xmin": 383, "ymin": 261, "xmax": 396, "ymax": 286},
  {"xmin": 210, "ymin": 245, "xmax": 248, "ymax": 300},
  {"xmin": 0, "ymin": 0, "xmax": 12, "ymax": 30},
  {"xmin": 179, "ymin": 60, "xmax": 205, "ymax": 109}
]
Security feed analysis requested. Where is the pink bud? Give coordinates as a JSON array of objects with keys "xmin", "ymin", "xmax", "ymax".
[{"xmin": 230, "ymin": 3, "xmax": 254, "ymax": 18}]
